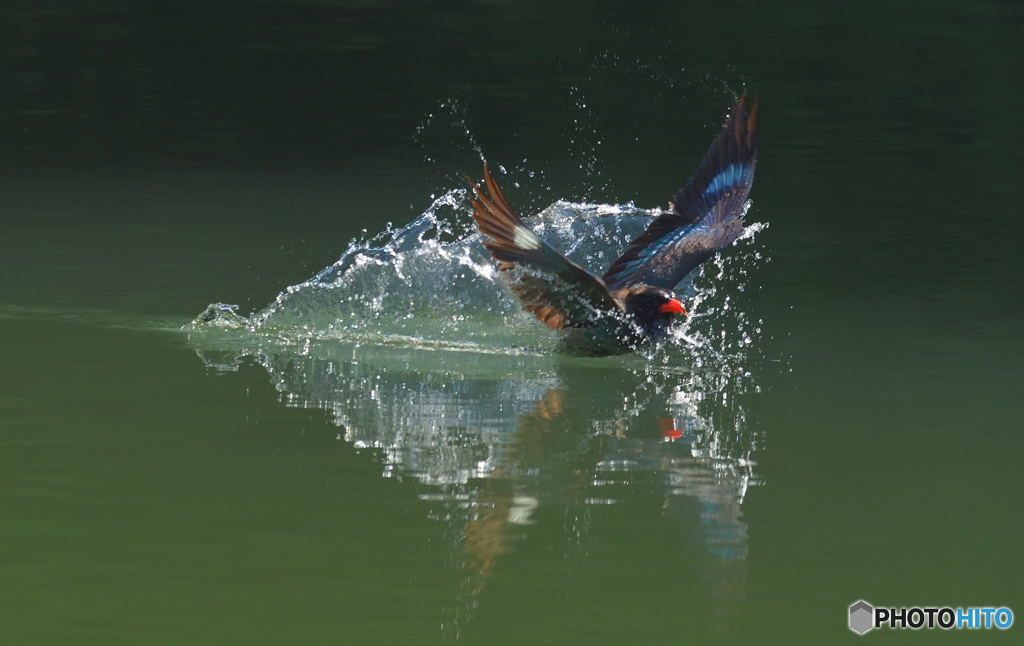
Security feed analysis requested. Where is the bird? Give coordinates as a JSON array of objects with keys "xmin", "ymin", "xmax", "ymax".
[{"xmin": 467, "ymin": 95, "xmax": 759, "ymax": 356}]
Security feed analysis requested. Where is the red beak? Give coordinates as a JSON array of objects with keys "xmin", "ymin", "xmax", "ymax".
[{"xmin": 658, "ymin": 298, "xmax": 687, "ymax": 315}]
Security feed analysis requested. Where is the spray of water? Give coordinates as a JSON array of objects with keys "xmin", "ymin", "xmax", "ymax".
[{"xmin": 190, "ymin": 185, "xmax": 767, "ymax": 366}]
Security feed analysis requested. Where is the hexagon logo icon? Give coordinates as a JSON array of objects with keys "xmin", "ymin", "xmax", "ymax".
[{"xmin": 849, "ymin": 600, "xmax": 875, "ymax": 635}]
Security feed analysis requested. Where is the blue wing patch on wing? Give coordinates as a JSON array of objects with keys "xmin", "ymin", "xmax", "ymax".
[
  {"xmin": 704, "ymin": 163, "xmax": 751, "ymax": 199},
  {"xmin": 604, "ymin": 215, "xmax": 740, "ymax": 289},
  {"xmin": 630, "ymin": 223, "xmax": 699, "ymax": 267}
]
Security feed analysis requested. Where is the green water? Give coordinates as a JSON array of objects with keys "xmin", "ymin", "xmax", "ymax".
[{"xmin": 3, "ymin": 1, "xmax": 1023, "ymax": 644}]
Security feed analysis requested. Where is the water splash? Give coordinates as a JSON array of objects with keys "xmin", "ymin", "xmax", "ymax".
[
  {"xmin": 187, "ymin": 181, "xmax": 772, "ymax": 493},
  {"xmin": 190, "ymin": 188, "xmax": 768, "ymax": 367}
]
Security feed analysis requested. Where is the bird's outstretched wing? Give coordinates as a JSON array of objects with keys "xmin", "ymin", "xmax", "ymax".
[
  {"xmin": 468, "ymin": 163, "xmax": 620, "ymax": 330},
  {"xmin": 602, "ymin": 95, "xmax": 759, "ymax": 290}
]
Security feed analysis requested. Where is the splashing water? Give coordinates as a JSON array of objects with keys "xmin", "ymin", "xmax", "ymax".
[{"xmin": 189, "ymin": 186, "xmax": 768, "ymax": 367}]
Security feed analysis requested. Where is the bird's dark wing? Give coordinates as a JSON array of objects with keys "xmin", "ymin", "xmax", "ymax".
[
  {"xmin": 468, "ymin": 163, "xmax": 620, "ymax": 330},
  {"xmin": 603, "ymin": 95, "xmax": 759, "ymax": 290}
]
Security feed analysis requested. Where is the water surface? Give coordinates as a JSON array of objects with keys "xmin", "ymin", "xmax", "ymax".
[{"xmin": 2, "ymin": 1, "xmax": 1022, "ymax": 644}]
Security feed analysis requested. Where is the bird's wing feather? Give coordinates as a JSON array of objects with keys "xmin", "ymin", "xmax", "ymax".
[
  {"xmin": 603, "ymin": 95, "xmax": 759, "ymax": 290},
  {"xmin": 468, "ymin": 163, "xmax": 620, "ymax": 330}
]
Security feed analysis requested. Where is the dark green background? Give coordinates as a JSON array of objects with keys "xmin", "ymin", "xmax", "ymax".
[{"xmin": 2, "ymin": 1, "xmax": 1022, "ymax": 644}]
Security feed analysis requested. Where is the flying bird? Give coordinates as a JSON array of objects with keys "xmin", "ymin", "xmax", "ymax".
[{"xmin": 468, "ymin": 95, "xmax": 759, "ymax": 356}]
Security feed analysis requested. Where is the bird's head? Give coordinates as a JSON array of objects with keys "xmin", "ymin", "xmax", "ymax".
[{"xmin": 622, "ymin": 287, "xmax": 687, "ymax": 336}]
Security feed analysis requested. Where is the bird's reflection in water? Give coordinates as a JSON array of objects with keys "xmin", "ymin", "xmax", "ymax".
[{"xmin": 190, "ymin": 335, "xmax": 761, "ymax": 635}]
